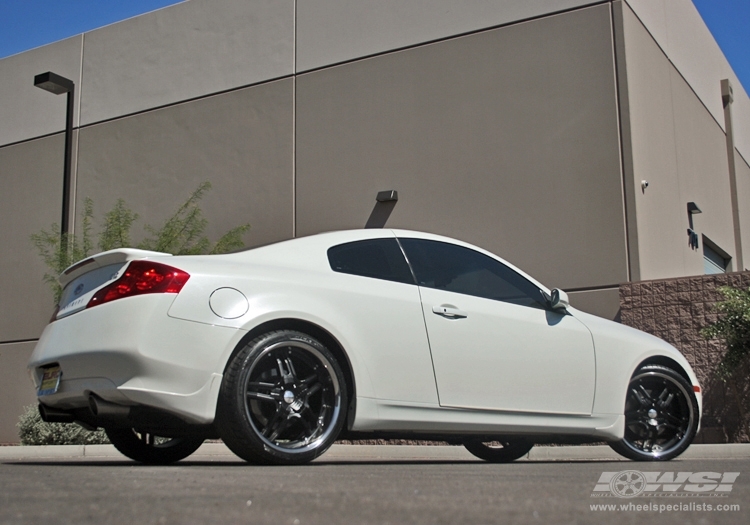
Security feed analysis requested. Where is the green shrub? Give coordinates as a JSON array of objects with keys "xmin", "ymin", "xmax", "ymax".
[
  {"xmin": 17, "ymin": 404, "xmax": 109, "ymax": 446},
  {"xmin": 702, "ymin": 285, "xmax": 750, "ymax": 380},
  {"xmin": 701, "ymin": 285, "xmax": 750, "ymax": 439}
]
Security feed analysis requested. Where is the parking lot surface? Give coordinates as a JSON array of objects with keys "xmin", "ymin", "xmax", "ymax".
[{"xmin": 1, "ymin": 445, "xmax": 747, "ymax": 524}]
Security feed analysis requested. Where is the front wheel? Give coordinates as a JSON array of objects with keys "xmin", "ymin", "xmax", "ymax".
[
  {"xmin": 105, "ymin": 428, "xmax": 204, "ymax": 464},
  {"xmin": 609, "ymin": 364, "xmax": 699, "ymax": 461},
  {"xmin": 463, "ymin": 439, "xmax": 533, "ymax": 462},
  {"xmin": 217, "ymin": 330, "xmax": 348, "ymax": 465}
]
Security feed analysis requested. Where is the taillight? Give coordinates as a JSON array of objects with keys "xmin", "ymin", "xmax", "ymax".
[{"xmin": 87, "ymin": 261, "xmax": 190, "ymax": 308}]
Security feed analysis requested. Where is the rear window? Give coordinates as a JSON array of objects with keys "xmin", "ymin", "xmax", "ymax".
[{"xmin": 327, "ymin": 239, "xmax": 415, "ymax": 285}]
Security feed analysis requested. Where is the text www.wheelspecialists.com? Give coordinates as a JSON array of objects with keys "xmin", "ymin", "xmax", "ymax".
[{"xmin": 590, "ymin": 502, "xmax": 740, "ymax": 513}]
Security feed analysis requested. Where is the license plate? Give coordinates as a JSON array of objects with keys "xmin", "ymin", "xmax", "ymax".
[{"xmin": 38, "ymin": 366, "xmax": 62, "ymax": 396}]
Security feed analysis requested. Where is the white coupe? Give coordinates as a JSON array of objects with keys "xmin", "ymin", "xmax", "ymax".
[{"xmin": 29, "ymin": 229, "xmax": 701, "ymax": 464}]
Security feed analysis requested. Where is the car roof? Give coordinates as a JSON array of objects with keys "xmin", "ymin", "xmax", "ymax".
[{"xmin": 224, "ymin": 229, "xmax": 549, "ymax": 292}]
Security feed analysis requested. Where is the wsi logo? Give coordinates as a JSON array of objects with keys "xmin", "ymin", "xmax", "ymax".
[{"xmin": 592, "ymin": 471, "xmax": 740, "ymax": 498}]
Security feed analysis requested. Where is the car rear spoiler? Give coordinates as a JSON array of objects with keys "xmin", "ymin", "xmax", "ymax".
[{"xmin": 58, "ymin": 248, "xmax": 172, "ymax": 288}]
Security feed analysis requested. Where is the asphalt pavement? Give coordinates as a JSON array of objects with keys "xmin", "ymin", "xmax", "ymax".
[{"xmin": 1, "ymin": 444, "xmax": 748, "ymax": 524}]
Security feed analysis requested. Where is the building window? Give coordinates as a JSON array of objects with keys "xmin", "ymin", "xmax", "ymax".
[{"xmin": 703, "ymin": 237, "xmax": 731, "ymax": 275}]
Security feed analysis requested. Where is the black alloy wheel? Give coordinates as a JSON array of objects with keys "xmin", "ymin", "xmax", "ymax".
[
  {"xmin": 217, "ymin": 330, "xmax": 347, "ymax": 465},
  {"xmin": 463, "ymin": 439, "xmax": 534, "ymax": 462},
  {"xmin": 105, "ymin": 427, "xmax": 204, "ymax": 464},
  {"xmin": 609, "ymin": 364, "xmax": 699, "ymax": 461}
]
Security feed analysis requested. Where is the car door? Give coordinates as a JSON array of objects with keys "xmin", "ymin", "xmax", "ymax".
[
  {"xmin": 399, "ymin": 238, "xmax": 595, "ymax": 415},
  {"xmin": 326, "ymin": 237, "xmax": 439, "ymax": 404}
]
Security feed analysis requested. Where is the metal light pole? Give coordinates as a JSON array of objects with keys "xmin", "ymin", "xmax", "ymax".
[{"xmin": 34, "ymin": 71, "xmax": 75, "ymax": 241}]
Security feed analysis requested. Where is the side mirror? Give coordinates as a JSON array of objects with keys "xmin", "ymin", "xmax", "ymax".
[{"xmin": 549, "ymin": 288, "xmax": 569, "ymax": 311}]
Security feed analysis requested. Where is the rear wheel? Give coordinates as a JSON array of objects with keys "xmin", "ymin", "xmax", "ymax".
[
  {"xmin": 609, "ymin": 365, "xmax": 699, "ymax": 461},
  {"xmin": 105, "ymin": 428, "xmax": 204, "ymax": 464},
  {"xmin": 463, "ymin": 439, "xmax": 533, "ymax": 462},
  {"xmin": 217, "ymin": 330, "xmax": 347, "ymax": 465}
]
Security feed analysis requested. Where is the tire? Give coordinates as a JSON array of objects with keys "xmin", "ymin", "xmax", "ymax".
[
  {"xmin": 105, "ymin": 428, "xmax": 204, "ymax": 464},
  {"xmin": 609, "ymin": 364, "xmax": 699, "ymax": 461},
  {"xmin": 463, "ymin": 439, "xmax": 533, "ymax": 463},
  {"xmin": 217, "ymin": 330, "xmax": 348, "ymax": 465}
]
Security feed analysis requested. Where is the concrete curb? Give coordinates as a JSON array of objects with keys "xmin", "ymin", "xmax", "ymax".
[{"xmin": 1, "ymin": 443, "xmax": 749, "ymax": 461}]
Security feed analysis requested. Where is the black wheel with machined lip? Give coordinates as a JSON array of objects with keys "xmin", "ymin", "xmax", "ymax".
[
  {"xmin": 609, "ymin": 364, "xmax": 699, "ymax": 461},
  {"xmin": 217, "ymin": 330, "xmax": 347, "ymax": 465}
]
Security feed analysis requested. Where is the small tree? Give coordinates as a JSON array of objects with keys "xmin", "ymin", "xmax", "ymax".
[
  {"xmin": 98, "ymin": 198, "xmax": 139, "ymax": 252},
  {"xmin": 30, "ymin": 198, "xmax": 95, "ymax": 303},
  {"xmin": 702, "ymin": 285, "xmax": 750, "ymax": 438},
  {"xmin": 31, "ymin": 181, "xmax": 250, "ymax": 303}
]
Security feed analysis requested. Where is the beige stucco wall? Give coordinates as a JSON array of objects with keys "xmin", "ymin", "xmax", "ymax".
[
  {"xmin": 74, "ymin": 79, "xmax": 295, "ymax": 249},
  {"xmin": 296, "ymin": 4, "xmax": 628, "ymax": 290},
  {"xmin": 0, "ymin": 135, "xmax": 68, "ymax": 341},
  {"xmin": 618, "ymin": 2, "xmax": 740, "ymax": 280},
  {"xmin": 0, "ymin": 36, "xmax": 82, "ymax": 147},
  {"xmin": 79, "ymin": 0, "xmax": 295, "ymax": 126},
  {"xmin": 734, "ymin": 151, "xmax": 750, "ymax": 271},
  {"xmin": 568, "ymin": 288, "xmax": 622, "ymax": 321},
  {"xmin": 0, "ymin": 342, "xmax": 37, "ymax": 444},
  {"xmin": 296, "ymin": 0, "xmax": 602, "ymax": 72},
  {"xmin": 624, "ymin": 0, "xmax": 750, "ymax": 163}
]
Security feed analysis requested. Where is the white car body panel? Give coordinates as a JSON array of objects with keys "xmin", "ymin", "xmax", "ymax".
[
  {"xmin": 30, "ymin": 294, "xmax": 243, "ymax": 424},
  {"xmin": 167, "ymin": 262, "xmax": 438, "ymax": 405},
  {"xmin": 419, "ymin": 286, "xmax": 596, "ymax": 415},
  {"xmin": 573, "ymin": 309, "xmax": 702, "ymax": 420},
  {"xmin": 354, "ymin": 397, "xmax": 624, "ymax": 439},
  {"xmin": 28, "ymin": 228, "xmax": 701, "ymax": 444}
]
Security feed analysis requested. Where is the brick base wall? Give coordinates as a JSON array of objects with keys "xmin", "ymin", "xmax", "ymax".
[{"xmin": 619, "ymin": 272, "xmax": 750, "ymax": 443}]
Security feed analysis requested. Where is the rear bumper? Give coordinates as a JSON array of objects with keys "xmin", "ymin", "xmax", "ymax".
[{"xmin": 29, "ymin": 295, "xmax": 242, "ymax": 425}]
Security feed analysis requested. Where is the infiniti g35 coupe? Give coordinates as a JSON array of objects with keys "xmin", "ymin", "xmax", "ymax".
[{"xmin": 29, "ymin": 229, "xmax": 701, "ymax": 464}]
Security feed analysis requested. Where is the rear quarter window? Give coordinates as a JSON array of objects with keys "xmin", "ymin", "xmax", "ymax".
[{"xmin": 327, "ymin": 239, "xmax": 415, "ymax": 285}]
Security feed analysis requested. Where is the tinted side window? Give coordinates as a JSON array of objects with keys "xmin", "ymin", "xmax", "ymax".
[
  {"xmin": 328, "ymin": 239, "xmax": 415, "ymax": 285},
  {"xmin": 399, "ymin": 238, "xmax": 545, "ymax": 308}
]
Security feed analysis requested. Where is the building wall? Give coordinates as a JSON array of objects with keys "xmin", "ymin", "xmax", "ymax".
[
  {"xmin": 295, "ymin": 0, "xmax": 603, "ymax": 72},
  {"xmin": 74, "ymin": 79, "xmax": 295, "ymax": 249},
  {"xmin": 79, "ymin": 0, "xmax": 294, "ymax": 125},
  {"xmin": 624, "ymin": 0, "xmax": 750, "ymax": 163},
  {"xmin": 616, "ymin": 1, "xmax": 747, "ymax": 281},
  {"xmin": 0, "ymin": 35, "xmax": 82, "ymax": 147},
  {"xmin": 296, "ymin": 4, "xmax": 627, "ymax": 290},
  {"xmin": 736, "ymin": 152, "xmax": 750, "ymax": 268},
  {"xmin": 0, "ymin": 343, "xmax": 37, "ymax": 444},
  {"xmin": 0, "ymin": 134, "xmax": 68, "ymax": 341}
]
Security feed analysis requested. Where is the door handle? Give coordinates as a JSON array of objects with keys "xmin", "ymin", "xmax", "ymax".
[{"xmin": 432, "ymin": 305, "xmax": 468, "ymax": 319}]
